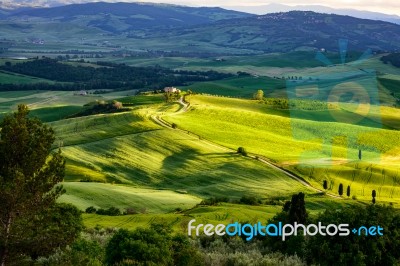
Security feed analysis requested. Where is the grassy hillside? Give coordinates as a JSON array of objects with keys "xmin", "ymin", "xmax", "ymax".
[
  {"xmin": 82, "ymin": 196, "xmax": 358, "ymax": 231},
  {"xmin": 60, "ymin": 127, "xmax": 309, "ymax": 198},
  {"xmin": 164, "ymin": 95, "xmax": 400, "ymax": 203},
  {"xmin": 34, "ymin": 95, "xmax": 314, "ymax": 218},
  {"xmin": 165, "ymin": 95, "xmax": 399, "ymax": 160},
  {"xmin": 59, "ymin": 182, "xmax": 201, "ymax": 213},
  {"xmin": 0, "ymin": 90, "xmax": 103, "ymax": 110},
  {"xmin": 51, "ymin": 110, "xmax": 161, "ymax": 146},
  {"xmin": 82, "ymin": 203, "xmax": 282, "ymax": 231},
  {"xmin": 29, "ymin": 105, "xmax": 82, "ymax": 122},
  {"xmin": 0, "ymin": 70, "xmax": 54, "ymax": 84},
  {"xmin": 180, "ymin": 76, "xmax": 285, "ymax": 98}
]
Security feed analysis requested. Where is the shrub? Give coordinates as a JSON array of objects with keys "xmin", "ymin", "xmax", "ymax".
[
  {"xmin": 124, "ymin": 207, "xmax": 138, "ymax": 215},
  {"xmin": 105, "ymin": 224, "xmax": 202, "ymax": 266},
  {"xmin": 96, "ymin": 207, "xmax": 122, "ymax": 216},
  {"xmin": 85, "ymin": 206, "xmax": 97, "ymax": 214},
  {"xmin": 198, "ymin": 236, "xmax": 305, "ymax": 266},
  {"xmin": 36, "ymin": 228, "xmax": 117, "ymax": 265},
  {"xmin": 200, "ymin": 197, "xmax": 229, "ymax": 206},
  {"xmin": 240, "ymin": 195, "xmax": 260, "ymax": 205},
  {"xmin": 171, "ymin": 123, "xmax": 178, "ymax": 129},
  {"xmin": 237, "ymin": 147, "xmax": 248, "ymax": 156}
]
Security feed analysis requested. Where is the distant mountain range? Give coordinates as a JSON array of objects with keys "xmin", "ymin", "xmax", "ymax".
[
  {"xmin": 226, "ymin": 3, "xmax": 400, "ymax": 25},
  {"xmin": 1, "ymin": 2, "xmax": 400, "ymax": 54},
  {"xmin": 2, "ymin": 2, "xmax": 250, "ymax": 32},
  {"xmin": 1, "ymin": 1, "xmax": 400, "ymax": 25},
  {"xmin": 157, "ymin": 11, "xmax": 400, "ymax": 53}
]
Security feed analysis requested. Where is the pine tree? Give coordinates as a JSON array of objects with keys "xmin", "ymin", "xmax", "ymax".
[
  {"xmin": 323, "ymin": 180, "xmax": 328, "ymax": 190},
  {"xmin": 0, "ymin": 105, "xmax": 82, "ymax": 265},
  {"xmin": 288, "ymin": 192, "xmax": 307, "ymax": 224},
  {"xmin": 338, "ymin": 183, "xmax": 344, "ymax": 196}
]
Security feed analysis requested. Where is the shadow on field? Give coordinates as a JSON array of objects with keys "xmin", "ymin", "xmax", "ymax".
[{"xmin": 161, "ymin": 148, "xmax": 202, "ymax": 170}]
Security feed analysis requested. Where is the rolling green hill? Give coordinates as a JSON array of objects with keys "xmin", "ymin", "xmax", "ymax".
[
  {"xmin": 2, "ymin": 91, "xmax": 398, "ymax": 232},
  {"xmin": 58, "ymin": 182, "xmax": 202, "ymax": 213},
  {"xmin": 164, "ymin": 95, "xmax": 400, "ymax": 203},
  {"xmin": 23, "ymin": 96, "xmax": 312, "ymax": 217},
  {"xmin": 57, "ymin": 114, "xmax": 309, "ymax": 198},
  {"xmin": 81, "ymin": 197, "xmax": 359, "ymax": 231}
]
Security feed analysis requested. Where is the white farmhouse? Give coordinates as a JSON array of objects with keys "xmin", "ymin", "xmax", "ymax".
[{"xmin": 164, "ymin": 87, "xmax": 180, "ymax": 93}]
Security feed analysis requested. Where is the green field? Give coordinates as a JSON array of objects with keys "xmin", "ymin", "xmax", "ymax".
[
  {"xmin": 59, "ymin": 121, "xmax": 309, "ymax": 198},
  {"xmin": 81, "ymin": 193, "xmax": 358, "ymax": 231},
  {"xmin": 29, "ymin": 105, "xmax": 83, "ymax": 122},
  {"xmin": 81, "ymin": 194, "xmax": 359, "ymax": 232},
  {"xmin": 47, "ymin": 92, "xmax": 399, "ymax": 232},
  {"xmin": 0, "ymin": 90, "xmax": 104, "ymax": 111},
  {"xmin": 51, "ymin": 111, "xmax": 160, "ymax": 147},
  {"xmin": 3, "ymin": 92, "xmax": 394, "ymax": 216},
  {"xmin": 0, "ymin": 70, "xmax": 54, "ymax": 84},
  {"xmin": 82, "ymin": 203, "xmax": 282, "ymax": 231},
  {"xmin": 23, "ymin": 95, "xmax": 322, "ymax": 229},
  {"xmin": 59, "ymin": 182, "xmax": 201, "ymax": 213},
  {"xmin": 0, "ymin": 51, "xmax": 398, "ymax": 232},
  {"xmin": 164, "ymin": 95, "xmax": 400, "ymax": 203},
  {"xmin": 180, "ymin": 76, "xmax": 285, "ymax": 98}
]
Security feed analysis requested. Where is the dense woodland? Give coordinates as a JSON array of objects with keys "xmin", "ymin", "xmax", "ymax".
[{"xmin": 0, "ymin": 59, "xmax": 233, "ymax": 91}]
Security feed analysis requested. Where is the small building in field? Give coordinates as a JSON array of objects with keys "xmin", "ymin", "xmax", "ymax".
[{"xmin": 164, "ymin": 87, "xmax": 180, "ymax": 93}]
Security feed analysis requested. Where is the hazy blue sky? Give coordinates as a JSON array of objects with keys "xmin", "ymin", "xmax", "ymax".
[{"xmin": 125, "ymin": 0, "xmax": 399, "ymax": 15}]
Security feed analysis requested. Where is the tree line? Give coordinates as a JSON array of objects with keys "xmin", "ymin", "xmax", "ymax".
[{"xmin": 0, "ymin": 59, "xmax": 233, "ymax": 91}]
